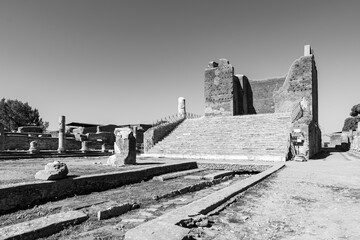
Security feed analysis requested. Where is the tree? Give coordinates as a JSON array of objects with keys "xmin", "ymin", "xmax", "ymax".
[
  {"xmin": 350, "ymin": 104, "xmax": 360, "ymax": 117},
  {"xmin": 0, "ymin": 98, "xmax": 49, "ymax": 131}
]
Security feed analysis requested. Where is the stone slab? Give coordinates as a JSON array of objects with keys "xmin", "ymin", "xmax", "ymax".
[
  {"xmin": 0, "ymin": 161, "xmax": 198, "ymax": 214},
  {"xmin": 124, "ymin": 163, "xmax": 285, "ymax": 240},
  {"xmin": 0, "ymin": 211, "xmax": 88, "ymax": 240},
  {"xmin": 64, "ymin": 199, "xmax": 108, "ymax": 210},
  {"xmin": 203, "ymin": 170, "xmax": 234, "ymax": 180},
  {"xmin": 97, "ymin": 203, "xmax": 133, "ymax": 220},
  {"xmin": 153, "ymin": 168, "xmax": 205, "ymax": 181},
  {"xmin": 183, "ymin": 175, "xmax": 204, "ymax": 180}
]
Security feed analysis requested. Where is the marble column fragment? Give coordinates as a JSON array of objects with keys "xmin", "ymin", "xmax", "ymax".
[
  {"xmin": 57, "ymin": 116, "xmax": 66, "ymax": 153},
  {"xmin": 178, "ymin": 97, "xmax": 186, "ymax": 118}
]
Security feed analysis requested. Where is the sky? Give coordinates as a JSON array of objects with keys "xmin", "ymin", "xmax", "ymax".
[{"xmin": 0, "ymin": 0, "xmax": 359, "ymax": 133}]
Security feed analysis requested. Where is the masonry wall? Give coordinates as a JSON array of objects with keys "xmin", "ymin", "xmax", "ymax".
[
  {"xmin": 3, "ymin": 135, "xmax": 106, "ymax": 151},
  {"xmin": 204, "ymin": 59, "xmax": 241, "ymax": 116},
  {"xmin": 247, "ymin": 77, "xmax": 285, "ymax": 114},
  {"xmin": 273, "ymin": 52, "xmax": 321, "ymax": 159}
]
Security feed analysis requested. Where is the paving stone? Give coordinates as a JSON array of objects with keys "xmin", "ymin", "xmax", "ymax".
[
  {"xmin": 124, "ymin": 163, "xmax": 284, "ymax": 240},
  {"xmin": 153, "ymin": 168, "xmax": 205, "ymax": 181},
  {"xmin": 203, "ymin": 170, "xmax": 234, "ymax": 180},
  {"xmin": 0, "ymin": 211, "xmax": 88, "ymax": 240}
]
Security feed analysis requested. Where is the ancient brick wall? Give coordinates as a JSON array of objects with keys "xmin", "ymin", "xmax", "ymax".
[
  {"xmin": 274, "ymin": 55, "xmax": 315, "ymax": 115},
  {"xmin": 247, "ymin": 77, "xmax": 285, "ymax": 114},
  {"xmin": 204, "ymin": 59, "xmax": 241, "ymax": 116},
  {"xmin": 272, "ymin": 47, "xmax": 320, "ymax": 159}
]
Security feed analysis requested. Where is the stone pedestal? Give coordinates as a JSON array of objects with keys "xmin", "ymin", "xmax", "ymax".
[
  {"xmin": 178, "ymin": 97, "xmax": 186, "ymax": 118},
  {"xmin": 107, "ymin": 127, "xmax": 136, "ymax": 166},
  {"xmin": 29, "ymin": 141, "xmax": 40, "ymax": 154},
  {"xmin": 101, "ymin": 143, "xmax": 107, "ymax": 153},
  {"xmin": 57, "ymin": 116, "xmax": 66, "ymax": 153},
  {"xmin": 80, "ymin": 141, "xmax": 90, "ymax": 153}
]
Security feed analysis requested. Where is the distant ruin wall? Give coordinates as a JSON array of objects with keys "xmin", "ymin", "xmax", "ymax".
[
  {"xmin": 247, "ymin": 77, "xmax": 285, "ymax": 114},
  {"xmin": 3, "ymin": 135, "xmax": 106, "ymax": 151},
  {"xmin": 273, "ymin": 49, "xmax": 320, "ymax": 159},
  {"xmin": 274, "ymin": 55, "xmax": 315, "ymax": 115}
]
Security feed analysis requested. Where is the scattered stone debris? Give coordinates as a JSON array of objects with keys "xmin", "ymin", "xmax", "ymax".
[
  {"xmin": 34, "ymin": 160, "xmax": 69, "ymax": 180},
  {"xmin": 178, "ymin": 215, "xmax": 213, "ymax": 228}
]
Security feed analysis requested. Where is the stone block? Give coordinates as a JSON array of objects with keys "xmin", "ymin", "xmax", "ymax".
[
  {"xmin": 28, "ymin": 140, "xmax": 40, "ymax": 154},
  {"xmin": 204, "ymin": 58, "xmax": 238, "ymax": 116},
  {"xmin": 17, "ymin": 126, "xmax": 43, "ymax": 133},
  {"xmin": 35, "ymin": 161, "xmax": 68, "ymax": 180},
  {"xmin": 107, "ymin": 127, "xmax": 136, "ymax": 166},
  {"xmin": 0, "ymin": 211, "xmax": 88, "ymax": 240},
  {"xmin": 203, "ymin": 170, "xmax": 234, "ymax": 180},
  {"xmin": 97, "ymin": 202, "xmax": 134, "ymax": 220}
]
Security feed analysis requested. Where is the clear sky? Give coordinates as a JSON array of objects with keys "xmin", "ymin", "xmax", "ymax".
[{"xmin": 0, "ymin": 0, "xmax": 359, "ymax": 133}]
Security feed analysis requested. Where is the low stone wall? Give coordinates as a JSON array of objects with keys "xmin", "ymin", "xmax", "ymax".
[
  {"xmin": 3, "ymin": 135, "xmax": 108, "ymax": 151},
  {"xmin": 143, "ymin": 118, "xmax": 185, "ymax": 152},
  {"xmin": 0, "ymin": 161, "xmax": 198, "ymax": 214}
]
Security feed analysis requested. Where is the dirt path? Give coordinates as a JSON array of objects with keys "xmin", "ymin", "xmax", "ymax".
[{"xmin": 191, "ymin": 151, "xmax": 360, "ymax": 240}]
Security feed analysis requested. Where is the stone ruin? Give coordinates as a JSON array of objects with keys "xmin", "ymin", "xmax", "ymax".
[
  {"xmin": 35, "ymin": 160, "xmax": 69, "ymax": 180},
  {"xmin": 107, "ymin": 127, "xmax": 137, "ymax": 166},
  {"xmin": 204, "ymin": 45, "xmax": 321, "ymax": 159}
]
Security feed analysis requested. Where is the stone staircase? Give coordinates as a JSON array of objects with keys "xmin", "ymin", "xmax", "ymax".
[{"xmin": 143, "ymin": 112, "xmax": 292, "ymax": 161}]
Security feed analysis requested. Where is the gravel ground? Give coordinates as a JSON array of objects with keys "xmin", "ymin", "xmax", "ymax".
[{"xmin": 189, "ymin": 151, "xmax": 360, "ymax": 240}]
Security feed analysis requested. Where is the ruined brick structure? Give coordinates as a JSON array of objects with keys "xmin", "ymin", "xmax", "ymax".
[
  {"xmin": 144, "ymin": 45, "xmax": 321, "ymax": 160},
  {"xmin": 204, "ymin": 45, "xmax": 321, "ymax": 159}
]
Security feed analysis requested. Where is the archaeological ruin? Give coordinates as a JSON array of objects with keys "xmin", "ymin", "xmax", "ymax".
[{"xmin": 144, "ymin": 45, "xmax": 321, "ymax": 160}]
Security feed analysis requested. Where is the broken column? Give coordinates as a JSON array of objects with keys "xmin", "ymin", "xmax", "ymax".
[
  {"xmin": 178, "ymin": 97, "xmax": 186, "ymax": 118},
  {"xmin": 101, "ymin": 143, "xmax": 107, "ymax": 152},
  {"xmin": 29, "ymin": 141, "xmax": 40, "ymax": 154},
  {"xmin": 0, "ymin": 123, "xmax": 4, "ymax": 151},
  {"xmin": 80, "ymin": 141, "xmax": 89, "ymax": 153},
  {"xmin": 107, "ymin": 127, "xmax": 136, "ymax": 166},
  {"xmin": 57, "ymin": 115, "xmax": 66, "ymax": 153}
]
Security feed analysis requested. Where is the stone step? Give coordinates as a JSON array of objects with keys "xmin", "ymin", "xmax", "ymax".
[{"xmin": 146, "ymin": 113, "xmax": 291, "ymax": 161}]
